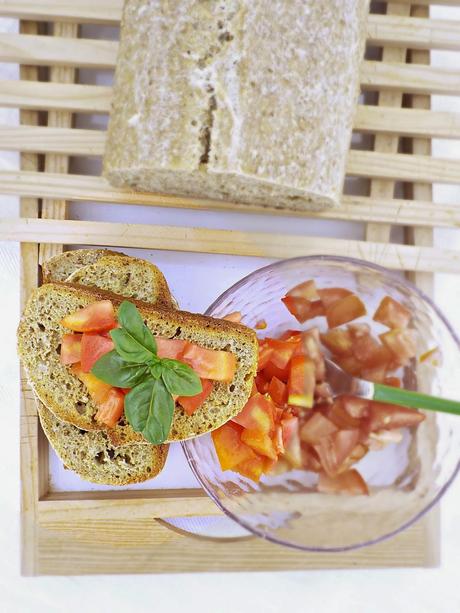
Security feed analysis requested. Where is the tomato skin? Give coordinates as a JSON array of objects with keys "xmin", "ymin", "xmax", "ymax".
[
  {"xmin": 177, "ymin": 379, "xmax": 213, "ymax": 416},
  {"xmin": 326, "ymin": 294, "xmax": 367, "ymax": 328},
  {"xmin": 318, "ymin": 469, "xmax": 369, "ymax": 495},
  {"xmin": 71, "ymin": 363, "xmax": 112, "ymax": 404},
  {"xmin": 268, "ymin": 376, "xmax": 288, "ymax": 406},
  {"xmin": 61, "ymin": 300, "xmax": 116, "ymax": 333},
  {"xmin": 182, "ymin": 344, "xmax": 236, "ymax": 382},
  {"xmin": 232, "ymin": 393, "xmax": 275, "ymax": 433},
  {"xmin": 366, "ymin": 400, "xmax": 425, "ymax": 431},
  {"xmin": 60, "ymin": 333, "xmax": 82, "ymax": 365},
  {"xmin": 286, "ymin": 279, "xmax": 319, "ymax": 301},
  {"xmin": 373, "ymin": 296, "xmax": 411, "ymax": 329},
  {"xmin": 95, "ymin": 388, "xmax": 125, "ymax": 428},
  {"xmin": 282, "ymin": 297, "xmax": 325, "ymax": 323},
  {"xmin": 80, "ymin": 332, "xmax": 114, "ymax": 373},
  {"xmin": 317, "ymin": 287, "xmax": 352, "ymax": 309},
  {"xmin": 212, "ymin": 422, "xmax": 257, "ymax": 471},
  {"xmin": 288, "ymin": 355, "xmax": 316, "ymax": 408},
  {"xmin": 155, "ymin": 337, "xmax": 189, "ymax": 359}
]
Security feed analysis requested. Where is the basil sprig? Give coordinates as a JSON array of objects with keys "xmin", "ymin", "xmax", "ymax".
[{"xmin": 91, "ymin": 301, "xmax": 202, "ymax": 444}]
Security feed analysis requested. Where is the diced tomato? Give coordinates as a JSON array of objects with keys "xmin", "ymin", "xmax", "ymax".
[
  {"xmin": 182, "ymin": 344, "xmax": 236, "ymax": 382},
  {"xmin": 232, "ymin": 393, "xmax": 275, "ymax": 433},
  {"xmin": 273, "ymin": 425, "xmax": 285, "ymax": 455},
  {"xmin": 255, "ymin": 373, "xmax": 269, "ymax": 394},
  {"xmin": 156, "ymin": 337, "xmax": 189, "ymax": 359},
  {"xmin": 61, "ymin": 300, "xmax": 116, "ymax": 333},
  {"xmin": 236, "ymin": 456, "xmax": 266, "ymax": 482},
  {"xmin": 301, "ymin": 446, "xmax": 323, "ymax": 473},
  {"xmin": 323, "ymin": 398, "xmax": 362, "ymax": 430},
  {"xmin": 71, "ymin": 363, "xmax": 112, "ymax": 404},
  {"xmin": 373, "ymin": 296, "xmax": 411, "ymax": 329},
  {"xmin": 286, "ymin": 279, "xmax": 319, "ymax": 301},
  {"xmin": 60, "ymin": 333, "xmax": 82, "ymax": 365},
  {"xmin": 326, "ymin": 294, "xmax": 366, "ymax": 329},
  {"xmin": 335, "ymin": 355, "xmax": 362, "ymax": 377},
  {"xmin": 320, "ymin": 328, "xmax": 353, "ymax": 357},
  {"xmin": 380, "ymin": 328, "xmax": 417, "ymax": 365},
  {"xmin": 120, "ymin": 387, "xmax": 131, "ymax": 395},
  {"xmin": 367, "ymin": 400, "xmax": 425, "ymax": 431},
  {"xmin": 241, "ymin": 429, "xmax": 277, "ymax": 460},
  {"xmin": 351, "ymin": 333, "xmax": 380, "ymax": 363},
  {"xmin": 282, "ymin": 416, "xmax": 302, "ymax": 468},
  {"xmin": 347, "ymin": 323, "xmax": 371, "ymax": 339},
  {"xmin": 279, "ymin": 330, "xmax": 302, "ymax": 341},
  {"xmin": 258, "ymin": 342, "xmax": 274, "ymax": 370},
  {"xmin": 299, "ymin": 412, "xmax": 338, "ymax": 444},
  {"xmin": 222, "ymin": 311, "xmax": 242, "ymax": 323},
  {"xmin": 368, "ymin": 429, "xmax": 403, "ymax": 451},
  {"xmin": 177, "ymin": 379, "xmax": 213, "ymax": 416},
  {"xmin": 95, "ymin": 388, "xmax": 125, "ymax": 428},
  {"xmin": 255, "ymin": 319, "xmax": 267, "ymax": 330},
  {"xmin": 296, "ymin": 328, "xmax": 326, "ymax": 381},
  {"xmin": 288, "ymin": 355, "xmax": 315, "ymax": 408},
  {"xmin": 80, "ymin": 332, "xmax": 114, "ymax": 373},
  {"xmin": 281, "ymin": 296, "xmax": 325, "ymax": 323},
  {"xmin": 262, "ymin": 360, "xmax": 290, "ymax": 383},
  {"xmin": 266, "ymin": 338, "xmax": 297, "ymax": 369},
  {"xmin": 313, "ymin": 429, "xmax": 360, "ymax": 477},
  {"xmin": 315, "ymin": 382, "xmax": 333, "ymax": 404},
  {"xmin": 341, "ymin": 395, "xmax": 369, "ymax": 419},
  {"xmin": 338, "ymin": 443, "xmax": 369, "ymax": 473},
  {"xmin": 317, "ymin": 469, "xmax": 369, "ymax": 496},
  {"xmin": 250, "ymin": 381, "xmax": 258, "ymax": 396},
  {"xmin": 211, "ymin": 422, "xmax": 257, "ymax": 471},
  {"xmin": 360, "ymin": 363, "xmax": 387, "ymax": 383},
  {"xmin": 317, "ymin": 287, "xmax": 352, "ymax": 309},
  {"xmin": 268, "ymin": 376, "xmax": 287, "ymax": 406},
  {"xmin": 383, "ymin": 376, "xmax": 402, "ymax": 388}
]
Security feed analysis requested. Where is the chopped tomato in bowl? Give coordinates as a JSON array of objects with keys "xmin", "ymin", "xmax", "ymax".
[{"xmin": 183, "ymin": 256, "xmax": 460, "ymax": 552}]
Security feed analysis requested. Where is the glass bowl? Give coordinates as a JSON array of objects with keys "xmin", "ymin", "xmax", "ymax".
[{"xmin": 183, "ymin": 256, "xmax": 460, "ymax": 551}]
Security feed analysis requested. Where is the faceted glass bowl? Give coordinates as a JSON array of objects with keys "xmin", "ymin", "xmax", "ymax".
[{"xmin": 183, "ymin": 256, "xmax": 460, "ymax": 551}]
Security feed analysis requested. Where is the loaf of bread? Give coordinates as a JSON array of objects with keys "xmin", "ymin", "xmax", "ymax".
[
  {"xmin": 104, "ymin": 0, "xmax": 369, "ymax": 211},
  {"xmin": 18, "ymin": 282, "xmax": 258, "ymax": 443},
  {"xmin": 42, "ymin": 248, "xmax": 122, "ymax": 283}
]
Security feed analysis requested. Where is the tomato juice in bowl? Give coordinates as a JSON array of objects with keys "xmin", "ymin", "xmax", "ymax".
[{"xmin": 183, "ymin": 256, "xmax": 460, "ymax": 551}]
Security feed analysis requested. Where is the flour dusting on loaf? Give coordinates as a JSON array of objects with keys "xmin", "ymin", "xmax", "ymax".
[{"xmin": 104, "ymin": 0, "xmax": 369, "ymax": 211}]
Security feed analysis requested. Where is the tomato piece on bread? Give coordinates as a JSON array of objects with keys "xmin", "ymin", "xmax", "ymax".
[
  {"xmin": 60, "ymin": 333, "xmax": 82, "ymax": 365},
  {"xmin": 182, "ymin": 344, "xmax": 236, "ymax": 382},
  {"xmin": 80, "ymin": 332, "xmax": 114, "ymax": 373},
  {"xmin": 177, "ymin": 379, "xmax": 213, "ymax": 416},
  {"xmin": 61, "ymin": 300, "xmax": 116, "ymax": 333}
]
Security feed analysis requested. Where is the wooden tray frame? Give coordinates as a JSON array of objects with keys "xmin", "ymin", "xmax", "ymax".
[{"xmin": 2, "ymin": 0, "xmax": 460, "ymax": 574}]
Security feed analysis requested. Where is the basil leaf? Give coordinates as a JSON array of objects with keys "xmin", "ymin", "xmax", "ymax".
[
  {"xmin": 91, "ymin": 350, "xmax": 149, "ymax": 387},
  {"xmin": 149, "ymin": 362, "xmax": 163, "ymax": 380},
  {"xmin": 110, "ymin": 328, "xmax": 155, "ymax": 364},
  {"xmin": 161, "ymin": 359, "xmax": 202, "ymax": 397},
  {"xmin": 125, "ymin": 378, "xmax": 174, "ymax": 445},
  {"xmin": 117, "ymin": 301, "xmax": 157, "ymax": 355}
]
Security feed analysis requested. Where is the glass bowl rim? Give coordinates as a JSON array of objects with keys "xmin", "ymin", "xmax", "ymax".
[{"xmin": 182, "ymin": 254, "xmax": 460, "ymax": 552}]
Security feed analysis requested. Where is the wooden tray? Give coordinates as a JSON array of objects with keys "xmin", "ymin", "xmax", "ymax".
[{"xmin": 1, "ymin": 0, "xmax": 460, "ymax": 575}]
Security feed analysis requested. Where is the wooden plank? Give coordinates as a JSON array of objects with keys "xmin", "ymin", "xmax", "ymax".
[
  {"xmin": 367, "ymin": 14, "xmax": 460, "ymax": 52},
  {"xmin": 366, "ymin": 2, "xmax": 409, "ymax": 245},
  {"xmin": 4, "ymin": 102, "xmax": 460, "ymax": 157},
  {"xmin": 2, "ymin": 217, "xmax": 460, "ymax": 274},
  {"xmin": 36, "ymin": 515, "xmax": 435, "ymax": 575},
  {"xmin": 1, "ymin": 0, "xmax": 460, "ymax": 26},
  {"xmin": 2, "ymin": 17, "xmax": 460, "ymax": 69},
  {"xmin": 2, "ymin": 170, "xmax": 459, "ymax": 228},
  {"xmin": 2, "ymin": 61, "xmax": 460, "ymax": 115},
  {"xmin": 18, "ymin": 20, "xmax": 42, "ymax": 579},
  {"xmin": 39, "ymin": 21, "xmax": 77, "ymax": 263}
]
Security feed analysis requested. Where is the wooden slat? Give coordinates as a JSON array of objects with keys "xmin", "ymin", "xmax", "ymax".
[
  {"xmin": 1, "ymin": 0, "xmax": 460, "ymax": 25},
  {"xmin": 366, "ymin": 2, "xmax": 410, "ymax": 244},
  {"xmin": 2, "ymin": 217, "xmax": 460, "ymax": 274},
  {"xmin": 39, "ymin": 21, "xmax": 78, "ymax": 263},
  {"xmin": 2, "ymin": 62, "xmax": 460, "ymax": 116},
  {"xmin": 1, "ymin": 170, "xmax": 459, "ymax": 228},
  {"xmin": 367, "ymin": 14, "xmax": 460, "ymax": 52},
  {"xmin": 2, "ymin": 17, "xmax": 460, "ymax": 70}
]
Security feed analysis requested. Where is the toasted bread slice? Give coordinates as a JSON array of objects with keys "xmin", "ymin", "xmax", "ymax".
[
  {"xmin": 66, "ymin": 254, "xmax": 176, "ymax": 309},
  {"xmin": 39, "ymin": 403, "xmax": 168, "ymax": 485},
  {"xmin": 18, "ymin": 283, "xmax": 258, "ymax": 443},
  {"xmin": 41, "ymin": 248, "xmax": 123, "ymax": 283}
]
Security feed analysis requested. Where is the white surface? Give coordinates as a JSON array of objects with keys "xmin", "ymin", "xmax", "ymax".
[{"xmin": 1, "ymin": 10, "xmax": 460, "ymax": 613}]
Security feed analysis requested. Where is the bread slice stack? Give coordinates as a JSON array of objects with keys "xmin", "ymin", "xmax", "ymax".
[{"xmin": 19, "ymin": 250, "xmax": 258, "ymax": 485}]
